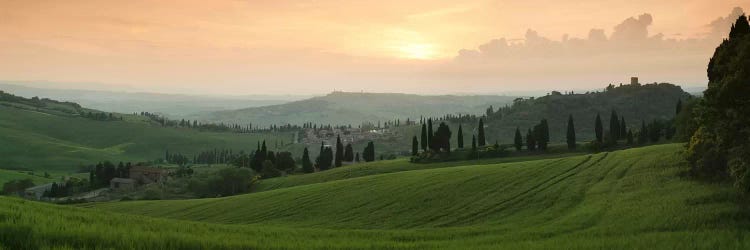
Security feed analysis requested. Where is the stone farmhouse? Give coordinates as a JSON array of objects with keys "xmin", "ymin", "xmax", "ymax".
[{"xmin": 110, "ymin": 166, "xmax": 172, "ymax": 191}]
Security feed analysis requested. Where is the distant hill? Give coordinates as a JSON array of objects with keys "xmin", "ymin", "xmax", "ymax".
[
  {"xmin": 482, "ymin": 82, "xmax": 692, "ymax": 143},
  {"xmin": 0, "ymin": 91, "xmax": 294, "ymax": 172},
  {"xmin": 194, "ymin": 91, "xmax": 518, "ymax": 127},
  {"xmin": 0, "ymin": 83, "xmax": 305, "ymax": 117}
]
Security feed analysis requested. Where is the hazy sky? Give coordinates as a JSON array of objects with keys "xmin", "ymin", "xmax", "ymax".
[{"xmin": 0, "ymin": 1, "xmax": 747, "ymax": 95}]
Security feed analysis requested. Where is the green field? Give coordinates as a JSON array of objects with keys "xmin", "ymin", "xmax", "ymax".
[
  {"xmin": 0, "ymin": 105, "xmax": 295, "ymax": 173},
  {"xmin": 2, "ymin": 144, "xmax": 747, "ymax": 249},
  {"xmin": 255, "ymin": 150, "xmax": 584, "ymax": 192},
  {"xmin": 0, "ymin": 169, "xmax": 55, "ymax": 185}
]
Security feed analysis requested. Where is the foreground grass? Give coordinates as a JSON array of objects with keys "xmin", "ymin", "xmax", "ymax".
[{"xmin": 3, "ymin": 144, "xmax": 750, "ymax": 249}]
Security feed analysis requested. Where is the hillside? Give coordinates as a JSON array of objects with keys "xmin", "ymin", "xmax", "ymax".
[
  {"xmin": 479, "ymin": 82, "xmax": 691, "ymax": 143},
  {"xmin": 289, "ymin": 83, "xmax": 691, "ymax": 156},
  {"xmin": 3, "ymin": 144, "xmax": 745, "ymax": 249},
  {"xmin": 0, "ymin": 93, "xmax": 295, "ymax": 173},
  {"xmin": 194, "ymin": 91, "xmax": 518, "ymax": 126},
  {"xmin": 84, "ymin": 145, "xmax": 707, "ymax": 228}
]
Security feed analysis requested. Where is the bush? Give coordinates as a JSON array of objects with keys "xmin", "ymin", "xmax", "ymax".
[
  {"xmin": 188, "ymin": 168, "xmax": 256, "ymax": 197},
  {"xmin": 142, "ymin": 187, "xmax": 163, "ymax": 200},
  {"xmin": 2, "ymin": 179, "xmax": 34, "ymax": 196},
  {"xmin": 586, "ymin": 140, "xmax": 604, "ymax": 152}
]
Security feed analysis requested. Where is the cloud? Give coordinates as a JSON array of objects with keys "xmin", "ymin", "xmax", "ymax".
[
  {"xmin": 449, "ymin": 7, "xmax": 746, "ymax": 88},
  {"xmin": 611, "ymin": 13, "xmax": 653, "ymax": 41},
  {"xmin": 707, "ymin": 7, "xmax": 746, "ymax": 38}
]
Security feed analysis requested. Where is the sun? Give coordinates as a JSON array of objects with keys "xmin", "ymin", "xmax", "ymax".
[{"xmin": 397, "ymin": 43, "xmax": 437, "ymax": 60}]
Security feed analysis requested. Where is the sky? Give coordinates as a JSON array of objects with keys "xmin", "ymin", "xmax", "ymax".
[{"xmin": 0, "ymin": 0, "xmax": 747, "ymax": 95}]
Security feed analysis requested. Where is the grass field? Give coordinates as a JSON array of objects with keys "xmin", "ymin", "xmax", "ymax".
[
  {"xmin": 0, "ymin": 105, "xmax": 295, "ymax": 172},
  {"xmin": 255, "ymin": 150, "xmax": 584, "ymax": 192},
  {"xmin": 0, "ymin": 169, "xmax": 55, "ymax": 185},
  {"xmin": 1, "ymin": 144, "xmax": 743, "ymax": 249}
]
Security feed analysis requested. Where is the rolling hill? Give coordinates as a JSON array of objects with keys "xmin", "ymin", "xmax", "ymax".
[
  {"xmin": 193, "ymin": 91, "xmax": 518, "ymax": 127},
  {"xmin": 3, "ymin": 144, "xmax": 748, "ymax": 249},
  {"xmin": 484, "ymin": 82, "xmax": 691, "ymax": 142},
  {"xmin": 0, "ymin": 91, "xmax": 295, "ymax": 173}
]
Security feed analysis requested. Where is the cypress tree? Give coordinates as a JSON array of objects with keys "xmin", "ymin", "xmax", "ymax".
[
  {"xmin": 434, "ymin": 122, "xmax": 452, "ymax": 153},
  {"xmin": 363, "ymin": 141, "xmax": 375, "ymax": 162},
  {"xmin": 638, "ymin": 120, "xmax": 648, "ymax": 144},
  {"xmin": 566, "ymin": 115, "xmax": 576, "ymax": 149},
  {"xmin": 478, "ymin": 118, "xmax": 486, "ymax": 146},
  {"xmin": 514, "ymin": 127, "xmax": 523, "ymax": 151},
  {"xmin": 526, "ymin": 128, "xmax": 536, "ymax": 151},
  {"xmin": 626, "ymin": 129, "xmax": 634, "ymax": 145},
  {"xmin": 420, "ymin": 123, "xmax": 428, "ymax": 151},
  {"xmin": 344, "ymin": 143, "xmax": 354, "ymax": 162},
  {"xmin": 457, "ymin": 125, "xmax": 464, "ymax": 149},
  {"xmin": 411, "ymin": 136, "xmax": 419, "ymax": 156},
  {"xmin": 427, "ymin": 119, "xmax": 434, "ymax": 150},
  {"xmin": 595, "ymin": 113, "xmax": 603, "ymax": 143},
  {"xmin": 538, "ymin": 119, "xmax": 549, "ymax": 150},
  {"xmin": 335, "ymin": 135, "xmax": 343, "ymax": 167},
  {"xmin": 620, "ymin": 117, "xmax": 627, "ymax": 139},
  {"xmin": 609, "ymin": 110, "xmax": 619, "ymax": 141},
  {"xmin": 302, "ymin": 147, "xmax": 314, "ymax": 173}
]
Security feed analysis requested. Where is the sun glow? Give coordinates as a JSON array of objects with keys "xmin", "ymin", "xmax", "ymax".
[{"xmin": 397, "ymin": 43, "xmax": 437, "ymax": 60}]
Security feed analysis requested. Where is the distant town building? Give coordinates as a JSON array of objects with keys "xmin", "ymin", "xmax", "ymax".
[
  {"xmin": 129, "ymin": 166, "xmax": 171, "ymax": 185},
  {"xmin": 110, "ymin": 178, "xmax": 136, "ymax": 191},
  {"xmin": 631, "ymin": 77, "xmax": 639, "ymax": 85}
]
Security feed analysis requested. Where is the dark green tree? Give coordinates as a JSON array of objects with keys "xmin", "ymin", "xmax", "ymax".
[
  {"xmin": 609, "ymin": 110, "xmax": 620, "ymax": 141},
  {"xmin": 514, "ymin": 127, "xmax": 523, "ymax": 151},
  {"xmin": 344, "ymin": 143, "xmax": 354, "ymax": 162},
  {"xmin": 538, "ymin": 119, "xmax": 549, "ymax": 150},
  {"xmin": 420, "ymin": 123, "xmax": 428, "ymax": 151},
  {"xmin": 427, "ymin": 119, "xmax": 434, "ymax": 150},
  {"xmin": 335, "ymin": 135, "xmax": 343, "ymax": 167},
  {"xmin": 316, "ymin": 147, "xmax": 333, "ymax": 171},
  {"xmin": 626, "ymin": 129, "xmax": 634, "ymax": 145},
  {"xmin": 260, "ymin": 160, "xmax": 282, "ymax": 179},
  {"xmin": 434, "ymin": 122, "xmax": 452, "ymax": 153},
  {"xmin": 595, "ymin": 113, "xmax": 603, "ymax": 143},
  {"xmin": 526, "ymin": 128, "xmax": 536, "ymax": 151},
  {"xmin": 620, "ymin": 117, "xmax": 627, "ymax": 139},
  {"xmin": 457, "ymin": 124, "xmax": 464, "ymax": 149},
  {"xmin": 566, "ymin": 115, "xmax": 576, "ymax": 149},
  {"xmin": 648, "ymin": 120, "xmax": 663, "ymax": 142},
  {"xmin": 638, "ymin": 120, "xmax": 648, "ymax": 144},
  {"xmin": 675, "ymin": 99, "xmax": 683, "ymax": 115},
  {"xmin": 302, "ymin": 147, "xmax": 314, "ymax": 173},
  {"xmin": 478, "ymin": 118, "xmax": 486, "ymax": 146},
  {"xmin": 363, "ymin": 141, "xmax": 376, "ymax": 162},
  {"xmin": 275, "ymin": 152, "xmax": 296, "ymax": 173}
]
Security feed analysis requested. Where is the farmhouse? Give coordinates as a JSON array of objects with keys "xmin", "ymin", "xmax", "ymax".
[
  {"xmin": 110, "ymin": 178, "xmax": 136, "ymax": 191},
  {"xmin": 129, "ymin": 166, "xmax": 172, "ymax": 184}
]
